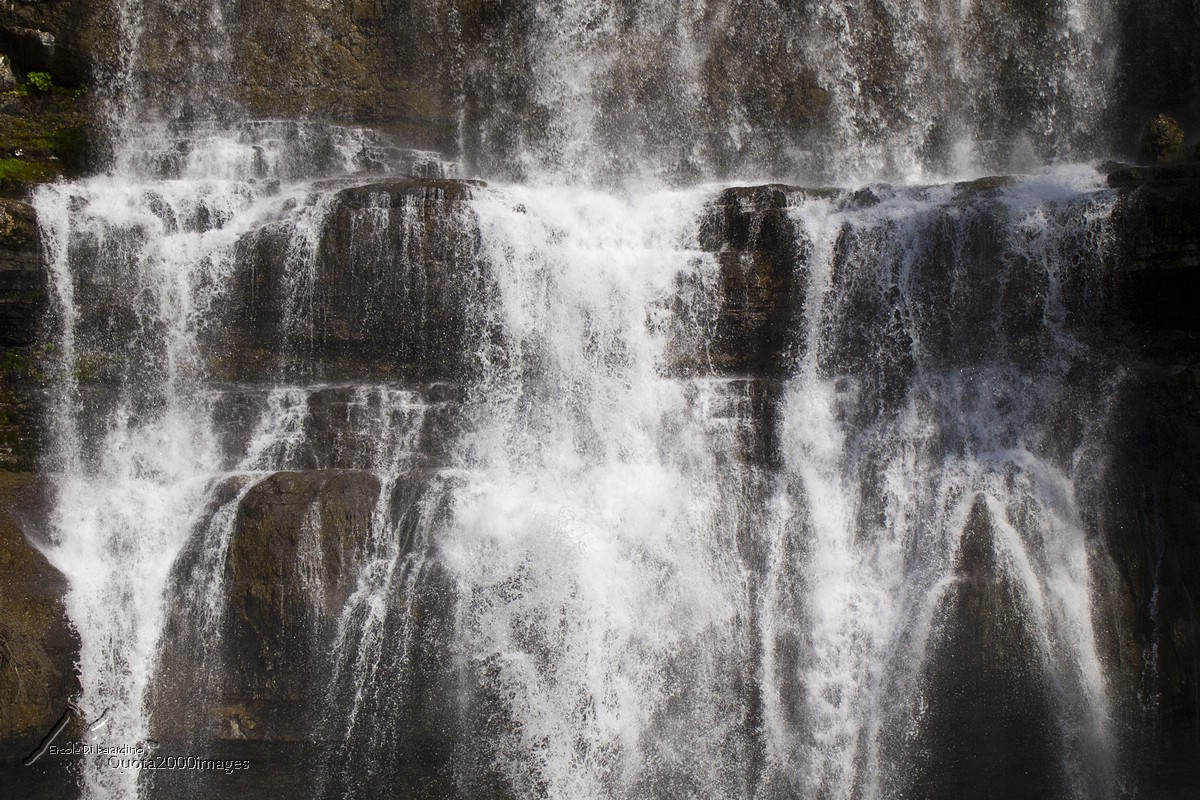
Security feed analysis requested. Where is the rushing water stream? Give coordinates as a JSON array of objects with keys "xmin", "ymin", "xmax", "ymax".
[{"xmin": 21, "ymin": 0, "xmax": 1176, "ymax": 798}]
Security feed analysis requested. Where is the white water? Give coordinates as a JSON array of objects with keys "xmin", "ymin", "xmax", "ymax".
[
  {"xmin": 755, "ymin": 170, "xmax": 1124, "ymax": 798},
  {"xmin": 36, "ymin": 176, "xmax": 254, "ymax": 800},
  {"xmin": 31, "ymin": 124, "xmax": 451, "ymax": 798},
  {"xmin": 31, "ymin": 155, "xmax": 1130, "ymax": 799},
  {"xmin": 436, "ymin": 186, "xmax": 758, "ymax": 798}
]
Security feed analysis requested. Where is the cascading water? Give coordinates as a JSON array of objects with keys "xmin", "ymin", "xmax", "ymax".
[
  {"xmin": 462, "ymin": 0, "xmax": 1122, "ymax": 183},
  {"xmin": 757, "ymin": 172, "xmax": 1125, "ymax": 799},
  {"xmin": 19, "ymin": 0, "xmax": 1179, "ymax": 798},
  {"xmin": 31, "ymin": 119, "xmax": 462, "ymax": 799}
]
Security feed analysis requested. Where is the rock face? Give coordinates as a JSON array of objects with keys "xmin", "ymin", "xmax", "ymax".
[
  {"xmin": 98, "ymin": 0, "xmax": 463, "ymax": 154},
  {"xmin": 1111, "ymin": 162, "xmax": 1200, "ymax": 334},
  {"xmin": 0, "ymin": 198, "xmax": 43, "ymax": 471},
  {"xmin": 0, "ymin": 1, "xmax": 1189, "ymax": 181},
  {"xmin": 0, "ymin": 0, "xmax": 100, "ymax": 86},
  {"xmin": 4, "ymin": 157, "xmax": 1200, "ymax": 798},
  {"xmin": 223, "ymin": 178, "xmax": 487, "ymax": 383},
  {"xmin": 148, "ymin": 468, "xmax": 463, "ymax": 800},
  {"xmin": 899, "ymin": 496, "xmax": 1064, "ymax": 799},
  {"xmin": 0, "ymin": 3, "xmax": 1197, "ymax": 799},
  {"xmin": 695, "ymin": 185, "xmax": 810, "ymax": 377},
  {"xmin": 1101, "ymin": 360, "xmax": 1200, "ymax": 795},
  {"xmin": 145, "ymin": 471, "xmax": 381, "ymax": 798},
  {"xmin": 1118, "ymin": 2, "xmax": 1200, "ymax": 149},
  {"xmin": 0, "ymin": 473, "xmax": 80, "ymax": 799},
  {"xmin": 153, "ymin": 471, "xmax": 379, "ymax": 744},
  {"xmin": 1097, "ymin": 162, "xmax": 1200, "ymax": 795},
  {"xmin": 0, "ymin": 198, "xmax": 39, "ymax": 342},
  {"xmin": 0, "ymin": 168, "xmax": 68, "ymax": 800},
  {"xmin": 0, "ymin": 1, "xmax": 99, "ymax": 192},
  {"xmin": 0, "ymin": 1, "xmax": 1195, "ymax": 183}
]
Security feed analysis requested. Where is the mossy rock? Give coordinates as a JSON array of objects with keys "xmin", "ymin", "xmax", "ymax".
[
  {"xmin": 0, "ymin": 90, "xmax": 93, "ymax": 197},
  {"xmin": 1139, "ymin": 114, "xmax": 1186, "ymax": 165}
]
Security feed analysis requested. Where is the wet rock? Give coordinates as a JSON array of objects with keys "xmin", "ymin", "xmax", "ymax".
[
  {"xmin": 112, "ymin": 0, "xmax": 462, "ymax": 153},
  {"xmin": 0, "ymin": 89, "xmax": 95, "ymax": 196},
  {"xmin": 224, "ymin": 470, "xmax": 378, "ymax": 702},
  {"xmin": 1117, "ymin": 4, "xmax": 1200, "ymax": 154},
  {"xmin": 318, "ymin": 474, "xmax": 465, "ymax": 800},
  {"xmin": 953, "ymin": 174, "xmax": 1019, "ymax": 194},
  {"xmin": 894, "ymin": 495, "xmax": 1065, "ymax": 799},
  {"xmin": 221, "ymin": 178, "xmax": 488, "ymax": 384},
  {"xmin": 0, "ymin": 197, "xmax": 41, "ymax": 345},
  {"xmin": 0, "ymin": 0, "xmax": 98, "ymax": 87},
  {"xmin": 0, "ymin": 473, "xmax": 79, "ymax": 755},
  {"xmin": 0, "ymin": 197, "xmax": 45, "ymax": 471},
  {"xmin": 1098, "ymin": 361, "xmax": 1200, "ymax": 795},
  {"xmin": 2, "ymin": 27, "xmax": 55, "ymax": 74},
  {"xmin": 0, "ymin": 54, "xmax": 16, "ymax": 92},
  {"xmin": 1109, "ymin": 163, "xmax": 1200, "ymax": 331},
  {"xmin": 693, "ymin": 184, "xmax": 810, "ymax": 377},
  {"xmin": 207, "ymin": 384, "xmax": 457, "ymax": 473},
  {"xmin": 149, "ymin": 468, "xmax": 462, "ymax": 800},
  {"xmin": 153, "ymin": 470, "xmax": 380, "ymax": 744}
]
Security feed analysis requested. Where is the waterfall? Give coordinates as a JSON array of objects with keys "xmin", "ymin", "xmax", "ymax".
[
  {"xmin": 462, "ymin": 0, "xmax": 1121, "ymax": 183},
  {"xmin": 19, "ymin": 0, "xmax": 1170, "ymax": 799}
]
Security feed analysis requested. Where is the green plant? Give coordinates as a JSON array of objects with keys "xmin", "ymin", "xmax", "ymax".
[{"xmin": 25, "ymin": 72, "xmax": 53, "ymax": 93}]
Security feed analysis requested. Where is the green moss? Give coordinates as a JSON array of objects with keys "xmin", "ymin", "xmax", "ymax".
[
  {"xmin": 0, "ymin": 91, "xmax": 92, "ymax": 196},
  {"xmin": 73, "ymin": 351, "xmax": 118, "ymax": 383},
  {"xmin": 2, "ymin": 344, "xmax": 123, "ymax": 386},
  {"xmin": 1, "ymin": 345, "xmax": 52, "ymax": 383},
  {"xmin": 0, "ymin": 158, "xmax": 52, "ymax": 182}
]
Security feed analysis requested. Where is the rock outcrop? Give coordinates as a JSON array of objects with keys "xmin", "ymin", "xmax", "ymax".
[
  {"xmin": 1139, "ymin": 114, "xmax": 1187, "ymax": 166},
  {"xmin": 223, "ymin": 178, "xmax": 486, "ymax": 384},
  {"xmin": 153, "ymin": 471, "xmax": 380, "ymax": 743},
  {"xmin": 147, "ymin": 468, "xmax": 463, "ymax": 800},
  {"xmin": 898, "ymin": 496, "xmax": 1065, "ymax": 799},
  {"xmin": 0, "ymin": 2, "xmax": 1196, "ymax": 798},
  {"xmin": 1096, "ymin": 162, "xmax": 1200, "ymax": 795},
  {"xmin": 0, "ymin": 473, "xmax": 79, "ymax": 799}
]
